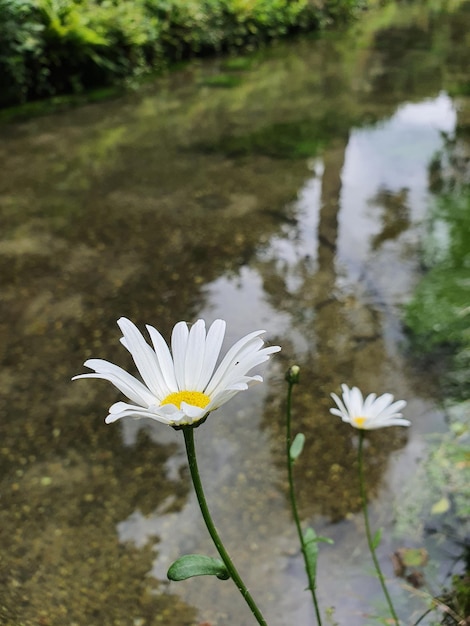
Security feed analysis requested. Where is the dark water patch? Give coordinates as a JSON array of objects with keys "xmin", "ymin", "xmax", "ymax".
[{"xmin": 193, "ymin": 116, "xmax": 353, "ymax": 160}]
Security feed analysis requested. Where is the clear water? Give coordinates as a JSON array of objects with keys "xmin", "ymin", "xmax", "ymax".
[{"xmin": 0, "ymin": 2, "xmax": 469, "ymax": 625}]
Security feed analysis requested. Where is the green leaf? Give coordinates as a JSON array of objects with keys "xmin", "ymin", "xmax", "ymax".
[
  {"xmin": 397, "ymin": 547, "xmax": 428, "ymax": 568},
  {"xmin": 303, "ymin": 527, "xmax": 319, "ymax": 580},
  {"xmin": 304, "ymin": 528, "xmax": 334, "ymax": 547},
  {"xmin": 303, "ymin": 527, "xmax": 334, "ymax": 580},
  {"xmin": 167, "ymin": 555, "xmax": 230, "ymax": 581},
  {"xmin": 372, "ymin": 528, "xmax": 382, "ymax": 549},
  {"xmin": 290, "ymin": 432, "xmax": 305, "ymax": 461}
]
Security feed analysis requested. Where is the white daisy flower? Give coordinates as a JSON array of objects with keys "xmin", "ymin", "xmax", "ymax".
[
  {"xmin": 330, "ymin": 384, "xmax": 410, "ymax": 430},
  {"xmin": 73, "ymin": 317, "xmax": 281, "ymax": 428}
]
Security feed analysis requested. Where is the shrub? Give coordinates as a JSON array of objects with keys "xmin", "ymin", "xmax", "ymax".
[
  {"xmin": 0, "ymin": 0, "xmax": 364, "ymax": 108},
  {"xmin": 0, "ymin": 0, "xmax": 45, "ymax": 104}
]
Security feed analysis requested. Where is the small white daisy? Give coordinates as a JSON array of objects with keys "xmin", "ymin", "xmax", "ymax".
[
  {"xmin": 330, "ymin": 384, "xmax": 409, "ymax": 430},
  {"xmin": 73, "ymin": 317, "xmax": 281, "ymax": 427}
]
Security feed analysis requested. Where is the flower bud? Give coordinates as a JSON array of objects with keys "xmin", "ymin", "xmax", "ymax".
[{"xmin": 285, "ymin": 365, "xmax": 300, "ymax": 384}]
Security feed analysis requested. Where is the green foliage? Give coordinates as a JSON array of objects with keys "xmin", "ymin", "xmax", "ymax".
[
  {"xmin": 290, "ymin": 432, "xmax": 306, "ymax": 461},
  {"xmin": 0, "ymin": 0, "xmax": 44, "ymax": 103},
  {"xmin": 395, "ymin": 400, "xmax": 470, "ymax": 560},
  {"xmin": 445, "ymin": 572, "xmax": 470, "ymax": 623},
  {"xmin": 400, "ymin": 415, "xmax": 468, "ymax": 621},
  {"xmin": 167, "ymin": 554, "xmax": 230, "ymax": 581},
  {"xmin": 0, "ymin": 0, "xmax": 162, "ymax": 104},
  {"xmin": 303, "ymin": 527, "xmax": 320, "ymax": 585},
  {"xmin": 406, "ymin": 268, "xmax": 469, "ymax": 348},
  {"xmin": 404, "ymin": 190, "xmax": 470, "ymax": 400},
  {"xmin": 372, "ymin": 527, "xmax": 382, "ymax": 549},
  {"xmin": 400, "ymin": 190, "xmax": 470, "ymax": 598},
  {"xmin": 0, "ymin": 0, "xmax": 364, "ymax": 107},
  {"xmin": 303, "ymin": 527, "xmax": 334, "ymax": 585}
]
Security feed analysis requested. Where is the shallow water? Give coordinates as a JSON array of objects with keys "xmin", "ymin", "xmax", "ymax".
[{"xmin": 1, "ymin": 2, "xmax": 469, "ymax": 625}]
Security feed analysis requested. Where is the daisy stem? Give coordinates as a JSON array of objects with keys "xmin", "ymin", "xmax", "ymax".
[
  {"xmin": 286, "ymin": 379, "xmax": 323, "ymax": 626},
  {"xmin": 182, "ymin": 426, "xmax": 269, "ymax": 626},
  {"xmin": 358, "ymin": 431, "xmax": 400, "ymax": 626}
]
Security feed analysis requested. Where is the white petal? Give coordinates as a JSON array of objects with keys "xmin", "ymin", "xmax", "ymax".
[
  {"xmin": 210, "ymin": 349, "xmax": 273, "ymax": 394},
  {"xmin": 389, "ymin": 418, "xmax": 411, "ymax": 427},
  {"xmin": 168, "ymin": 412, "xmax": 199, "ymax": 425},
  {"xmin": 197, "ymin": 319, "xmax": 226, "ymax": 389},
  {"xmin": 373, "ymin": 415, "xmax": 411, "ymax": 428},
  {"xmin": 151, "ymin": 403, "xmax": 180, "ymax": 415},
  {"xmin": 146, "ymin": 323, "xmax": 178, "ymax": 391},
  {"xmin": 109, "ymin": 401, "xmax": 151, "ymax": 414},
  {"xmin": 205, "ymin": 330, "xmax": 266, "ymax": 395},
  {"xmin": 363, "ymin": 416, "xmax": 410, "ymax": 430},
  {"xmin": 180, "ymin": 402, "xmax": 208, "ymax": 420},
  {"xmin": 349, "ymin": 386, "xmax": 365, "ymax": 417},
  {"xmin": 363, "ymin": 392, "xmax": 377, "ymax": 413},
  {"xmin": 369, "ymin": 393, "xmax": 394, "ymax": 417},
  {"xmin": 207, "ymin": 389, "xmax": 240, "ymax": 409},
  {"xmin": 106, "ymin": 405, "xmax": 173, "ymax": 425},
  {"xmin": 377, "ymin": 399, "xmax": 407, "ymax": 418},
  {"xmin": 184, "ymin": 320, "xmax": 206, "ymax": 389},
  {"xmin": 237, "ymin": 374, "xmax": 263, "ymax": 386},
  {"xmin": 117, "ymin": 318, "xmax": 165, "ymax": 398},
  {"xmin": 330, "ymin": 392, "xmax": 348, "ymax": 418},
  {"xmin": 225, "ymin": 381, "xmax": 249, "ymax": 391},
  {"xmin": 105, "ymin": 400, "xmax": 205, "ymax": 426},
  {"xmin": 171, "ymin": 321, "xmax": 189, "ymax": 389},
  {"xmin": 236, "ymin": 345, "xmax": 280, "ymax": 373},
  {"xmin": 73, "ymin": 359, "xmax": 155, "ymax": 406}
]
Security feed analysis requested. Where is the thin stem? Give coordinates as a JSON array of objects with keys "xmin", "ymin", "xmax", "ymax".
[
  {"xmin": 358, "ymin": 431, "xmax": 400, "ymax": 626},
  {"xmin": 182, "ymin": 426, "xmax": 268, "ymax": 626},
  {"xmin": 411, "ymin": 606, "xmax": 433, "ymax": 626},
  {"xmin": 286, "ymin": 380, "xmax": 323, "ymax": 626}
]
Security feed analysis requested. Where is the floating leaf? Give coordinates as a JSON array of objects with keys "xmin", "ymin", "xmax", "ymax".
[
  {"xmin": 396, "ymin": 547, "xmax": 428, "ymax": 568},
  {"xmin": 372, "ymin": 527, "xmax": 382, "ymax": 549},
  {"xmin": 431, "ymin": 496, "xmax": 450, "ymax": 514},
  {"xmin": 167, "ymin": 555, "xmax": 230, "ymax": 581},
  {"xmin": 290, "ymin": 433, "xmax": 305, "ymax": 461}
]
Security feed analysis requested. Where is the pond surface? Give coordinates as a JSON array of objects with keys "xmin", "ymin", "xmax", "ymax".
[{"xmin": 1, "ymin": 2, "xmax": 470, "ymax": 625}]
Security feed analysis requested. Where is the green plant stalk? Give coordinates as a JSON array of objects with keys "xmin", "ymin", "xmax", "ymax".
[
  {"xmin": 182, "ymin": 426, "xmax": 269, "ymax": 626},
  {"xmin": 286, "ymin": 380, "xmax": 323, "ymax": 626},
  {"xmin": 357, "ymin": 431, "xmax": 400, "ymax": 626}
]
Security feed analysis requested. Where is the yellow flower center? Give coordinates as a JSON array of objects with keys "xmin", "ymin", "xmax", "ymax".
[
  {"xmin": 161, "ymin": 390, "xmax": 211, "ymax": 409},
  {"xmin": 353, "ymin": 416, "xmax": 366, "ymax": 428}
]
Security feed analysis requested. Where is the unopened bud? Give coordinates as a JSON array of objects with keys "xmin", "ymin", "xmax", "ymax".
[{"xmin": 285, "ymin": 365, "xmax": 300, "ymax": 384}]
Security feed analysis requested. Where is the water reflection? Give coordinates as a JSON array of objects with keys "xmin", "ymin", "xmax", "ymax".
[{"xmin": 0, "ymin": 1, "xmax": 469, "ymax": 625}]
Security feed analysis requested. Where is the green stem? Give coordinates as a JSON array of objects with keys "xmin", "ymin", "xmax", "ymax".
[
  {"xmin": 182, "ymin": 426, "xmax": 268, "ymax": 626},
  {"xmin": 358, "ymin": 431, "xmax": 400, "ymax": 626},
  {"xmin": 411, "ymin": 607, "xmax": 433, "ymax": 626},
  {"xmin": 286, "ymin": 381, "xmax": 323, "ymax": 626}
]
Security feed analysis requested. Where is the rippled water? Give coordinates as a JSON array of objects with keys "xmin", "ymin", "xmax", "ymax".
[{"xmin": 1, "ymin": 2, "xmax": 469, "ymax": 625}]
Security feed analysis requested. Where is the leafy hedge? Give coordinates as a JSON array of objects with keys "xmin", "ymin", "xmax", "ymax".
[{"xmin": 0, "ymin": 0, "xmax": 365, "ymax": 108}]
